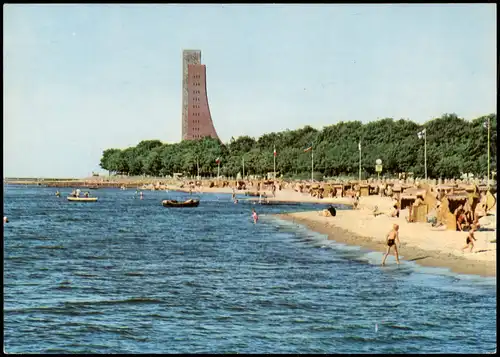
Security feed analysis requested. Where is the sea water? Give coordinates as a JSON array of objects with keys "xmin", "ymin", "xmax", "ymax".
[{"xmin": 3, "ymin": 186, "xmax": 496, "ymax": 353}]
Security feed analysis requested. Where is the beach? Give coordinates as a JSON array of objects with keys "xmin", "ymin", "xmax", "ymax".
[{"xmin": 275, "ymin": 194, "xmax": 497, "ymax": 277}]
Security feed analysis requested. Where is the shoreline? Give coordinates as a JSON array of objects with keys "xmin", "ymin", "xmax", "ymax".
[
  {"xmin": 275, "ymin": 211, "xmax": 496, "ymax": 278},
  {"xmin": 6, "ymin": 180, "xmax": 496, "ymax": 277}
]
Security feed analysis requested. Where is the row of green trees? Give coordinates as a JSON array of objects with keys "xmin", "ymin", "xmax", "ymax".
[{"xmin": 99, "ymin": 114, "xmax": 497, "ymax": 179}]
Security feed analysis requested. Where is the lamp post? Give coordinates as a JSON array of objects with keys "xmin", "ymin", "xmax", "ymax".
[
  {"xmin": 417, "ymin": 129, "xmax": 427, "ymax": 180},
  {"xmin": 311, "ymin": 147, "xmax": 314, "ymax": 183},
  {"xmin": 215, "ymin": 158, "xmax": 220, "ymax": 180},
  {"xmin": 273, "ymin": 145, "xmax": 276, "ymax": 181},
  {"xmin": 358, "ymin": 142, "xmax": 362, "ymax": 181},
  {"xmin": 196, "ymin": 157, "xmax": 200, "ymax": 179}
]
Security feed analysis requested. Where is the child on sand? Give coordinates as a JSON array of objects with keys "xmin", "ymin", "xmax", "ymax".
[
  {"xmin": 252, "ymin": 208, "xmax": 258, "ymax": 224},
  {"xmin": 462, "ymin": 225, "xmax": 477, "ymax": 253}
]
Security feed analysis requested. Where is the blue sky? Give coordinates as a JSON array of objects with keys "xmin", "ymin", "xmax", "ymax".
[{"xmin": 3, "ymin": 4, "xmax": 496, "ymax": 178}]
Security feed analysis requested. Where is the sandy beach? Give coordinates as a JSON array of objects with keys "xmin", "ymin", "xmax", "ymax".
[
  {"xmin": 244, "ymin": 189, "xmax": 354, "ymax": 206},
  {"xmin": 276, "ymin": 194, "xmax": 497, "ymax": 277}
]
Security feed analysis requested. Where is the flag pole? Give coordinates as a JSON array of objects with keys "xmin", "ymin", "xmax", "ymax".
[
  {"xmin": 424, "ymin": 129, "xmax": 427, "ymax": 181},
  {"xmin": 273, "ymin": 145, "xmax": 276, "ymax": 180},
  {"xmin": 242, "ymin": 157, "xmax": 245, "ymax": 179},
  {"xmin": 487, "ymin": 117, "xmax": 490, "ymax": 189},
  {"xmin": 217, "ymin": 162, "xmax": 220, "ymax": 180},
  {"xmin": 311, "ymin": 147, "xmax": 314, "ymax": 183}
]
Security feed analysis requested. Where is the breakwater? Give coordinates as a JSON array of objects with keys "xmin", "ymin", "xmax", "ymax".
[{"xmin": 4, "ymin": 179, "xmax": 138, "ymax": 189}]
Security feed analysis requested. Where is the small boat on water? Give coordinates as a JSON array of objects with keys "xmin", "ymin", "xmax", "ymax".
[
  {"xmin": 162, "ymin": 199, "xmax": 200, "ymax": 208},
  {"xmin": 67, "ymin": 196, "xmax": 98, "ymax": 202}
]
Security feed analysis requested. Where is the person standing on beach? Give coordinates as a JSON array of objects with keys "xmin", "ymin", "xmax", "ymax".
[
  {"xmin": 382, "ymin": 224, "xmax": 400, "ymax": 266},
  {"xmin": 252, "ymin": 208, "xmax": 259, "ymax": 224},
  {"xmin": 353, "ymin": 195, "xmax": 360, "ymax": 209}
]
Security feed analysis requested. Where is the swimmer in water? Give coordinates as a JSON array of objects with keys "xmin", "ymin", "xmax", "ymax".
[
  {"xmin": 234, "ymin": 199, "xmax": 238, "ymax": 204},
  {"xmin": 140, "ymin": 191, "xmax": 144, "ymax": 200},
  {"xmin": 252, "ymin": 208, "xmax": 258, "ymax": 224},
  {"xmin": 4, "ymin": 216, "xmax": 8, "ymax": 224},
  {"xmin": 382, "ymin": 224, "xmax": 400, "ymax": 266}
]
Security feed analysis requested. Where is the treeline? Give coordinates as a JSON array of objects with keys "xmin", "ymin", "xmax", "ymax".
[{"xmin": 99, "ymin": 113, "xmax": 497, "ymax": 179}]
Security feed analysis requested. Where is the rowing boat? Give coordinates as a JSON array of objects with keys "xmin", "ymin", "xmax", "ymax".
[
  {"xmin": 162, "ymin": 199, "xmax": 199, "ymax": 208},
  {"xmin": 67, "ymin": 196, "xmax": 98, "ymax": 202}
]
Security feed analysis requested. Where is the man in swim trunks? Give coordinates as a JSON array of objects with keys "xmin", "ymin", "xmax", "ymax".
[{"xmin": 382, "ymin": 224, "xmax": 400, "ymax": 266}]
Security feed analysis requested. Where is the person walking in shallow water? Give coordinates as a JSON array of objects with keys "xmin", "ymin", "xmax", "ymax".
[
  {"xmin": 382, "ymin": 224, "xmax": 400, "ymax": 265},
  {"xmin": 252, "ymin": 208, "xmax": 258, "ymax": 224}
]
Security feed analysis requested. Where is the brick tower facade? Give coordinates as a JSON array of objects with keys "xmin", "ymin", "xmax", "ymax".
[{"xmin": 181, "ymin": 50, "xmax": 220, "ymax": 141}]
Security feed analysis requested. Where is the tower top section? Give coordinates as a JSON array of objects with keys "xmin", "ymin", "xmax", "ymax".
[{"xmin": 183, "ymin": 49, "xmax": 201, "ymax": 63}]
